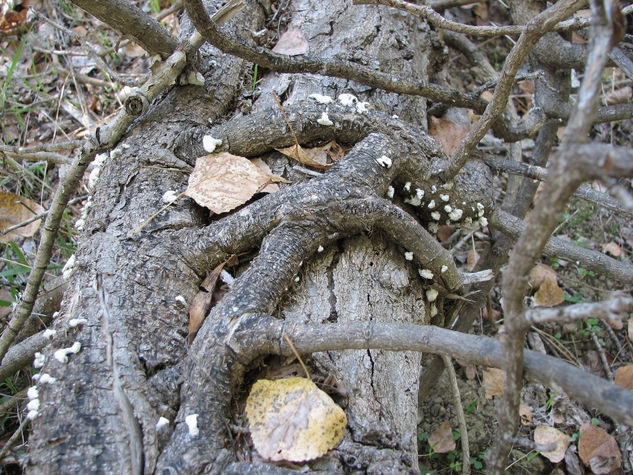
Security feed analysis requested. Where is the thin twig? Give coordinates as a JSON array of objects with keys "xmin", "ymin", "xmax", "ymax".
[
  {"xmin": 0, "ymin": 416, "xmax": 29, "ymax": 460},
  {"xmin": 441, "ymin": 355, "xmax": 470, "ymax": 475}
]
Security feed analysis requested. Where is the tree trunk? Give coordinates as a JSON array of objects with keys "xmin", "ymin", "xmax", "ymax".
[{"xmin": 27, "ymin": 1, "xmax": 451, "ymax": 472}]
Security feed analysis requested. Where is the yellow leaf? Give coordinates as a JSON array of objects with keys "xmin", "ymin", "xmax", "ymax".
[
  {"xmin": 0, "ymin": 191, "xmax": 45, "ymax": 243},
  {"xmin": 534, "ymin": 425, "xmax": 569, "ymax": 463},
  {"xmin": 246, "ymin": 377, "xmax": 347, "ymax": 462},
  {"xmin": 185, "ymin": 153, "xmax": 288, "ymax": 214}
]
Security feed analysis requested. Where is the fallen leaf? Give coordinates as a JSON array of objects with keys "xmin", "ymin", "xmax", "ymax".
[
  {"xmin": 185, "ymin": 153, "xmax": 288, "ymax": 214},
  {"xmin": 246, "ymin": 377, "xmax": 347, "ymax": 462},
  {"xmin": 428, "ymin": 421, "xmax": 456, "ymax": 454},
  {"xmin": 251, "ymin": 158, "xmax": 280, "ymax": 193},
  {"xmin": 436, "ymin": 225, "xmax": 454, "ymax": 243},
  {"xmin": 528, "ymin": 263, "xmax": 557, "ymax": 288},
  {"xmin": 628, "ymin": 317, "xmax": 633, "ymax": 343},
  {"xmin": 0, "ymin": 192, "xmax": 45, "ymax": 243},
  {"xmin": 534, "ymin": 425, "xmax": 569, "ymax": 463},
  {"xmin": 465, "ymin": 247, "xmax": 480, "ymax": 272},
  {"xmin": 272, "ymin": 29, "xmax": 308, "ymax": 56},
  {"xmin": 578, "ymin": 423, "xmax": 622, "ymax": 474},
  {"xmin": 614, "ymin": 364, "xmax": 633, "ymax": 390},
  {"xmin": 188, "ymin": 261, "xmax": 226, "ymax": 344},
  {"xmin": 482, "ymin": 367, "xmax": 505, "ymax": 399},
  {"xmin": 519, "ymin": 403, "xmax": 532, "ymax": 426},
  {"xmin": 276, "ymin": 143, "xmax": 331, "ymax": 170},
  {"xmin": 605, "ymin": 86, "xmax": 632, "ymax": 105},
  {"xmin": 464, "ymin": 365, "xmax": 477, "ymax": 380},
  {"xmin": 0, "ymin": 289, "xmax": 13, "ymax": 320},
  {"xmin": 601, "ymin": 241, "xmax": 622, "ymax": 257},
  {"xmin": 533, "ymin": 276, "xmax": 565, "ymax": 307},
  {"xmin": 429, "ymin": 117, "xmax": 472, "ymax": 156}
]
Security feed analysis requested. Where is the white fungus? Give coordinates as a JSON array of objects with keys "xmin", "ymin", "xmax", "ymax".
[
  {"xmin": 404, "ymin": 196, "xmax": 421, "ymax": 207},
  {"xmin": 403, "ymin": 182, "xmax": 411, "ymax": 192},
  {"xmin": 430, "ymin": 304, "xmax": 438, "ymax": 317},
  {"xmin": 404, "ymin": 252, "xmax": 414, "ymax": 261},
  {"xmin": 202, "ymin": 135, "xmax": 222, "ymax": 153},
  {"xmin": 38, "ymin": 374, "xmax": 57, "ymax": 384},
  {"xmin": 387, "ymin": 186, "xmax": 395, "ymax": 198},
  {"xmin": 448, "ymin": 209, "xmax": 463, "ymax": 221},
  {"xmin": 356, "ymin": 101, "xmax": 369, "ymax": 113},
  {"xmin": 27, "ymin": 387, "xmax": 39, "ymax": 401},
  {"xmin": 464, "ymin": 217, "xmax": 473, "ymax": 225},
  {"xmin": 426, "ymin": 288, "xmax": 439, "ymax": 302},
  {"xmin": 33, "ymin": 352, "xmax": 46, "ymax": 369},
  {"xmin": 430, "ymin": 185, "xmax": 437, "ymax": 193},
  {"xmin": 479, "ymin": 217, "xmax": 489, "ymax": 227},
  {"xmin": 27, "ymin": 399, "xmax": 40, "ymax": 412},
  {"xmin": 428, "ymin": 222, "xmax": 439, "ymax": 234},
  {"xmin": 220, "ymin": 269, "xmax": 235, "ymax": 287},
  {"xmin": 376, "ymin": 155, "xmax": 392, "ymax": 168},
  {"xmin": 317, "ymin": 245, "xmax": 324, "ymax": 253},
  {"xmin": 42, "ymin": 329, "xmax": 57, "ymax": 339},
  {"xmin": 418, "ymin": 269, "xmax": 434, "ymax": 279},
  {"xmin": 27, "ymin": 410, "xmax": 39, "ymax": 420},
  {"xmin": 441, "ymin": 265, "xmax": 448, "ymax": 273},
  {"xmin": 439, "ymin": 194, "xmax": 450, "ymax": 202},
  {"xmin": 309, "ymin": 93, "xmax": 333, "ymax": 104},
  {"xmin": 416, "ymin": 189, "xmax": 425, "ymax": 200},
  {"xmin": 185, "ymin": 414, "xmax": 199, "ymax": 437},
  {"xmin": 62, "ymin": 254, "xmax": 76, "ymax": 280},
  {"xmin": 294, "ymin": 276, "xmax": 300, "ymax": 282},
  {"xmin": 444, "ymin": 205, "xmax": 452, "ymax": 213},
  {"xmin": 442, "ymin": 182, "xmax": 454, "ymax": 190},
  {"xmin": 476, "ymin": 202, "xmax": 485, "ymax": 217},
  {"xmin": 75, "ymin": 219, "xmax": 85, "ymax": 232},
  {"xmin": 174, "ymin": 296, "xmax": 187, "ymax": 306},
  {"xmin": 427, "ymin": 200, "xmax": 436, "ymax": 209},
  {"xmin": 53, "ymin": 342, "xmax": 82, "ymax": 364},
  {"xmin": 317, "ymin": 112, "xmax": 334, "ymax": 126},
  {"xmin": 156, "ymin": 417, "xmax": 170, "ymax": 430},
  {"xmin": 431, "ymin": 211, "xmax": 441, "ymax": 221},
  {"xmin": 338, "ymin": 93, "xmax": 357, "ymax": 106},
  {"xmin": 162, "ymin": 190, "xmax": 179, "ymax": 204}
]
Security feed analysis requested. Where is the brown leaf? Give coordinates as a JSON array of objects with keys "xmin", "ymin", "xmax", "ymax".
[
  {"xmin": 628, "ymin": 317, "xmax": 633, "ymax": 343},
  {"xmin": 0, "ymin": 192, "xmax": 45, "ymax": 243},
  {"xmin": 534, "ymin": 425, "xmax": 569, "ymax": 463},
  {"xmin": 187, "ymin": 261, "xmax": 226, "ymax": 344},
  {"xmin": 578, "ymin": 423, "xmax": 621, "ymax": 474},
  {"xmin": 465, "ymin": 247, "xmax": 480, "ymax": 272},
  {"xmin": 533, "ymin": 277, "xmax": 565, "ymax": 307},
  {"xmin": 601, "ymin": 241, "xmax": 622, "ymax": 257},
  {"xmin": 482, "ymin": 367, "xmax": 505, "ymax": 399},
  {"xmin": 428, "ymin": 421, "xmax": 456, "ymax": 454},
  {"xmin": 251, "ymin": 158, "xmax": 280, "ymax": 193},
  {"xmin": 614, "ymin": 364, "xmax": 633, "ymax": 390},
  {"xmin": 185, "ymin": 153, "xmax": 287, "ymax": 214},
  {"xmin": 276, "ymin": 144, "xmax": 331, "ymax": 170},
  {"xmin": 246, "ymin": 377, "xmax": 347, "ymax": 462},
  {"xmin": 429, "ymin": 117, "xmax": 472, "ymax": 156},
  {"xmin": 519, "ymin": 403, "xmax": 532, "ymax": 426},
  {"xmin": 272, "ymin": 29, "xmax": 308, "ymax": 56},
  {"xmin": 528, "ymin": 263, "xmax": 557, "ymax": 289},
  {"xmin": 436, "ymin": 225, "xmax": 454, "ymax": 243}
]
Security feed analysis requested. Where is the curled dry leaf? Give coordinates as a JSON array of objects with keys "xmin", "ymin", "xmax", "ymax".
[
  {"xmin": 482, "ymin": 367, "xmax": 505, "ymax": 399},
  {"xmin": 578, "ymin": 423, "xmax": 622, "ymax": 474},
  {"xmin": 276, "ymin": 143, "xmax": 332, "ymax": 170},
  {"xmin": 428, "ymin": 421, "xmax": 455, "ymax": 454},
  {"xmin": 519, "ymin": 403, "xmax": 532, "ymax": 426},
  {"xmin": 534, "ymin": 425, "xmax": 569, "ymax": 463},
  {"xmin": 185, "ymin": 153, "xmax": 289, "ymax": 214},
  {"xmin": 271, "ymin": 29, "xmax": 308, "ymax": 56},
  {"xmin": 187, "ymin": 261, "xmax": 227, "ymax": 344},
  {"xmin": 533, "ymin": 277, "xmax": 565, "ymax": 307},
  {"xmin": 246, "ymin": 377, "xmax": 347, "ymax": 462},
  {"xmin": 614, "ymin": 364, "xmax": 633, "ymax": 390},
  {"xmin": 429, "ymin": 117, "xmax": 472, "ymax": 156},
  {"xmin": 528, "ymin": 263, "xmax": 557, "ymax": 289},
  {"xmin": 0, "ymin": 191, "xmax": 46, "ymax": 243},
  {"xmin": 601, "ymin": 241, "xmax": 622, "ymax": 257}
]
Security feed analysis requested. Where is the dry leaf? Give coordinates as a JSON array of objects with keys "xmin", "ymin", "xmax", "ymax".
[
  {"xmin": 628, "ymin": 317, "xmax": 633, "ymax": 343},
  {"xmin": 533, "ymin": 276, "xmax": 565, "ymax": 307},
  {"xmin": 185, "ymin": 153, "xmax": 288, "ymax": 214},
  {"xmin": 519, "ymin": 403, "xmax": 532, "ymax": 426},
  {"xmin": 534, "ymin": 425, "xmax": 569, "ymax": 463},
  {"xmin": 246, "ymin": 377, "xmax": 347, "ymax": 462},
  {"xmin": 428, "ymin": 421, "xmax": 456, "ymax": 454},
  {"xmin": 276, "ymin": 144, "xmax": 331, "ymax": 170},
  {"xmin": 605, "ymin": 86, "xmax": 632, "ymax": 105},
  {"xmin": 251, "ymin": 158, "xmax": 280, "ymax": 193},
  {"xmin": 482, "ymin": 367, "xmax": 505, "ymax": 399},
  {"xmin": 465, "ymin": 247, "xmax": 480, "ymax": 272},
  {"xmin": 614, "ymin": 364, "xmax": 633, "ymax": 390},
  {"xmin": 436, "ymin": 225, "xmax": 454, "ymax": 243},
  {"xmin": 578, "ymin": 423, "xmax": 622, "ymax": 474},
  {"xmin": 601, "ymin": 241, "xmax": 622, "ymax": 257},
  {"xmin": 528, "ymin": 263, "xmax": 557, "ymax": 288},
  {"xmin": 464, "ymin": 365, "xmax": 477, "ymax": 380},
  {"xmin": 429, "ymin": 117, "xmax": 472, "ymax": 156},
  {"xmin": 187, "ymin": 261, "xmax": 226, "ymax": 344},
  {"xmin": 0, "ymin": 192, "xmax": 45, "ymax": 243},
  {"xmin": 272, "ymin": 29, "xmax": 308, "ymax": 56}
]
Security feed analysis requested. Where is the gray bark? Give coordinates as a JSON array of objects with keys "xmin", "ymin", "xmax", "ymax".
[{"xmin": 27, "ymin": 0, "xmax": 467, "ymax": 473}]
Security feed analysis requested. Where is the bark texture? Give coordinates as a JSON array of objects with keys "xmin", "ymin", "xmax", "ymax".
[{"xmin": 27, "ymin": 0, "xmax": 460, "ymax": 473}]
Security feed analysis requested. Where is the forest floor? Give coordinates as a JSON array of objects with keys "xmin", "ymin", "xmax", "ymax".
[{"xmin": 1, "ymin": 1, "xmax": 632, "ymax": 473}]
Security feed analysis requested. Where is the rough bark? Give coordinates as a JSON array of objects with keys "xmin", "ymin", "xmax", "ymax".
[{"xmin": 27, "ymin": 1, "xmax": 458, "ymax": 473}]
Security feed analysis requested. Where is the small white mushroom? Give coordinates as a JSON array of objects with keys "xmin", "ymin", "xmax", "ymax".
[
  {"xmin": 442, "ymin": 182, "xmax": 454, "ymax": 190},
  {"xmin": 441, "ymin": 265, "xmax": 448, "ymax": 273},
  {"xmin": 202, "ymin": 135, "xmax": 222, "ymax": 153},
  {"xmin": 428, "ymin": 222, "xmax": 439, "ymax": 234},
  {"xmin": 317, "ymin": 245, "xmax": 324, "ymax": 253},
  {"xmin": 317, "ymin": 112, "xmax": 334, "ymax": 126},
  {"xmin": 426, "ymin": 288, "xmax": 439, "ymax": 302},
  {"xmin": 404, "ymin": 252, "xmax": 414, "ymax": 261},
  {"xmin": 376, "ymin": 155, "xmax": 392, "ymax": 168},
  {"xmin": 27, "ymin": 399, "xmax": 40, "ymax": 412},
  {"xmin": 185, "ymin": 414, "xmax": 199, "ymax": 437},
  {"xmin": 431, "ymin": 211, "xmax": 441, "ymax": 221},
  {"xmin": 162, "ymin": 190, "xmax": 179, "ymax": 204},
  {"xmin": 418, "ymin": 269, "xmax": 434, "ymax": 279},
  {"xmin": 387, "ymin": 186, "xmax": 395, "ymax": 198},
  {"xmin": 33, "ymin": 352, "xmax": 46, "ymax": 369},
  {"xmin": 430, "ymin": 185, "xmax": 437, "ymax": 193},
  {"xmin": 479, "ymin": 217, "xmax": 489, "ymax": 227},
  {"xmin": 27, "ymin": 387, "xmax": 39, "ymax": 401},
  {"xmin": 415, "ymin": 189, "xmax": 425, "ymax": 200},
  {"xmin": 27, "ymin": 410, "xmax": 39, "ymax": 420},
  {"xmin": 38, "ymin": 374, "xmax": 57, "ymax": 384},
  {"xmin": 53, "ymin": 342, "xmax": 82, "ymax": 364},
  {"xmin": 69, "ymin": 318, "xmax": 88, "ymax": 328},
  {"xmin": 43, "ymin": 329, "xmax": 57, "ymax": 339},
  {"xmin": 403, "ymin": 182, "xmax": 411, "ymax": 192},
  {"xmin": 356, "ymin": 101, "xmax": 369, "ymax": 113},
  {"xmin": 308, "ymin": 93, "xmax": 333, "ymax": 104},
  {"xmin": 62, "ymin": 254, "xmax": 76, "ymax": 280},
  {"xmin": 440, "ymin": 194, "xmax": 450, "ymax": 202},
  {"xmin": 430, "ymin": 304, "xmax": 438, "ymax": 317},
  {"xmin": 174, "ymin": 296, "xmax": 187, "ymax": 306},
  {"xmin": 444, "ymin": 205, "xmax": 453, "ymax": 213},
  {"xmin": 156, "ymin": 417, "xmax": 170, "ymax": 430},
  {"xmin": 220, "ymin": 270, "xmax": 235, "ymax": 287},
  {"xmin": 427, "ymin": 200, "xmax": 436, "ymax": 209},
  {"xmin": 448, "ymin": 209, "xmax": 463, "ymax": 221},
  {"xmin": 338, "ymin": 93, "xmax": 357, "ymax": 106}
]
